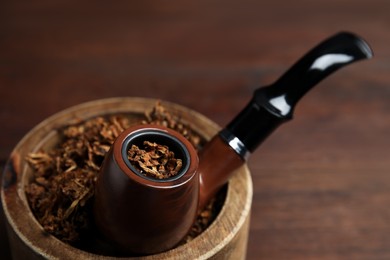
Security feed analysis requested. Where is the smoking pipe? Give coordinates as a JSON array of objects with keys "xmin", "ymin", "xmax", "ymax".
[{"xmin": 93, "ymin": 32, "xmax": 372, "ymax": 255}]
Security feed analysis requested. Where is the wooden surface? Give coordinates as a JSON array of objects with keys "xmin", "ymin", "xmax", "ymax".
[{"xmin": 1, "ymin": 1, "xmax": 389, "ymax": 259}]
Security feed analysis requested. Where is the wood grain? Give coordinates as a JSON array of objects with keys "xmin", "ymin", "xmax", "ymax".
[{"xmin": 1, "ymin": 1, "xmax": 389, "ymax": 259}]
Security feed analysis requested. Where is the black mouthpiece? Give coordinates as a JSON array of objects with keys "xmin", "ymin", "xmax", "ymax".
[{"xmin": 222, "ymin": 32, "xmax": 373, "ymax": 156}]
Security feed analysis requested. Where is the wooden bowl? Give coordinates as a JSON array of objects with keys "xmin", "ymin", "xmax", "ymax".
[{"xmin": 1, "ymin": 97, "xmax": 253, "ymax": 259}]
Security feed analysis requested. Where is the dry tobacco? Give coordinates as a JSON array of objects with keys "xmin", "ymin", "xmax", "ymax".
[
  {"xmin": 128, "ymin": 141, "xmax": 182, "ymax": 179},
  {"xmin": 25, "ymin": 116, "xmax": 132, "ymax": 243},
  {"xmin": 143, "ymin": 101, "xmax": 201, "ymax": 150}
]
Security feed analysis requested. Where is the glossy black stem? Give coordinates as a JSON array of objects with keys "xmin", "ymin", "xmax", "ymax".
[{"xmin": 224, "ymin": 32, "xmax": 373, "ymax": 154}]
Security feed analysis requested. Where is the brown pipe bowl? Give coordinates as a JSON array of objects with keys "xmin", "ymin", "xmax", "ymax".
[{"xmin": 94, "ymin": 125, "xmax": 199, "ymax": 254}]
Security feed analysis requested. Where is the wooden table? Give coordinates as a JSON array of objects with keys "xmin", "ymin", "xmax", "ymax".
[{"xmin": 1, "ymin": 1, "xmax": 389, "ymax": 259}]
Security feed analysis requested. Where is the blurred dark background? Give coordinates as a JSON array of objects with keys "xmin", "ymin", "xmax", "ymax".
[{"xmin": 1, "ymin": 1, "xmax": 390, "ymax": 259}]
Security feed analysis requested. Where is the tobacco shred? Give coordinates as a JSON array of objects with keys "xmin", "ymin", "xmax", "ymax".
[
  {"xmin": 25, "ymin": 102, "xmax": 219, "ymax": 253},
  {"xmin": 25, "ymin": 116, "xmax": 132, "ymax": 243},
  {"xmin": 128, "ymin": 141, "xmax": 183, "ymax": 179},
  {"xmin": 143, "ymin": 101, "xmax": 202, "ymax": 150}
]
